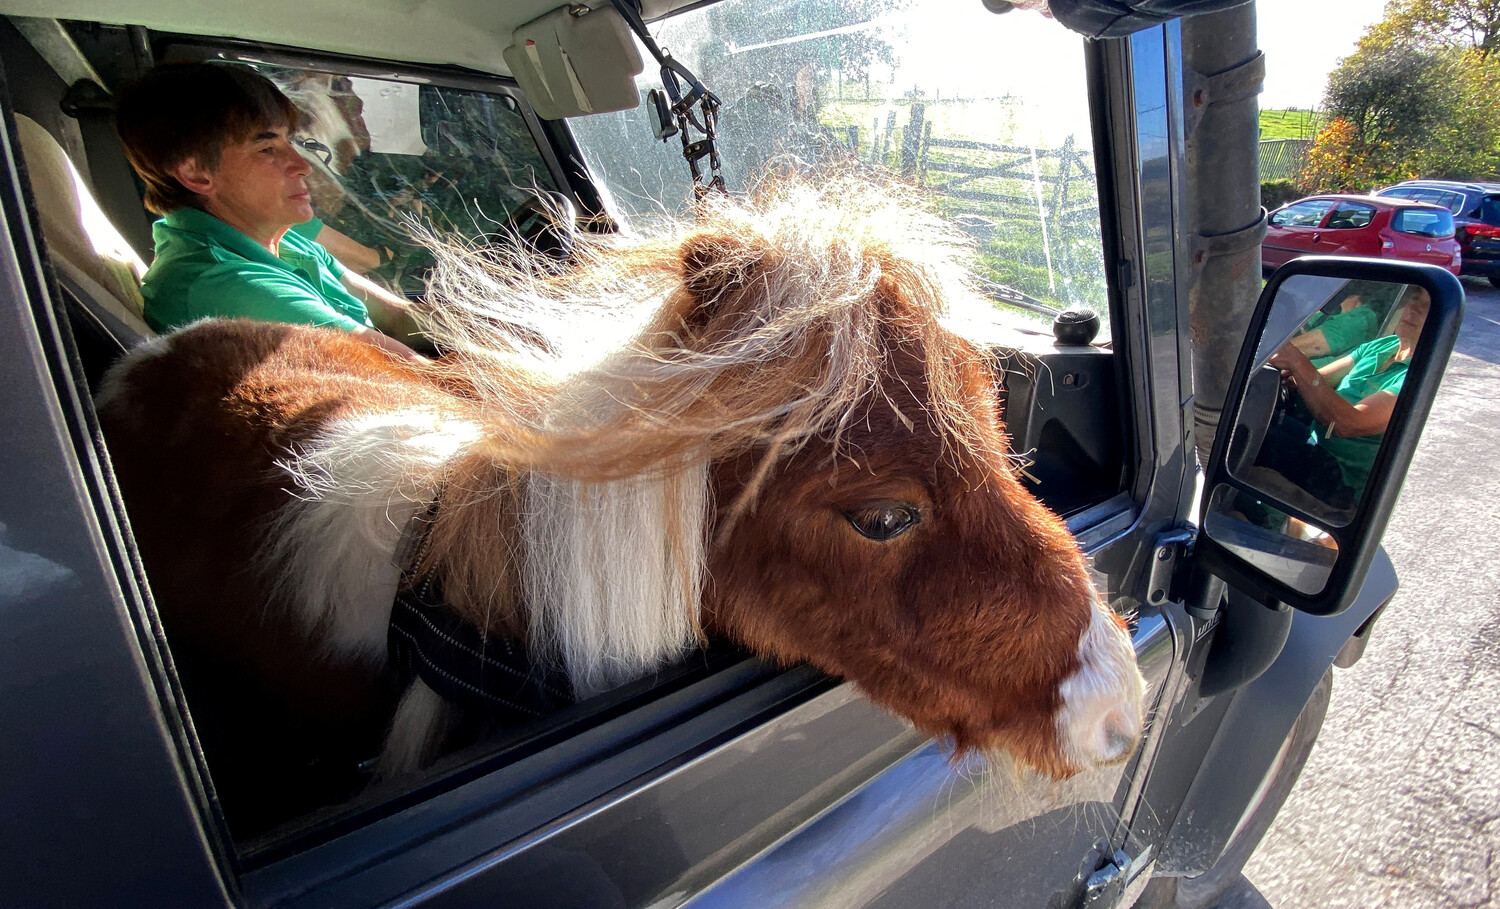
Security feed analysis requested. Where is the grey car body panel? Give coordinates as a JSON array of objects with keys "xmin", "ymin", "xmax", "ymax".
[
  {"xmin": 1157, "ymin": 549, "xmax": 1398, "ymax": 876},
  {"xmin": 0, "ymin": 91, "xmax": 232, "ymax": 905},
  {"xmin": 680, "ymin": 612, "xmax": 1177, "ymax": 909}
]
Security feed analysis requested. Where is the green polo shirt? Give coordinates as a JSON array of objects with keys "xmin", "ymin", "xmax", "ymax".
[
  {"xmin": 1313, "ymin": 335, "xmax": 1408, "ymax": 491},
  {"xmin": 140, "ymin": 208, "xmax": 372, "ymax": 333},
  {"xmin": 1304, "ymin": 304, "xmax": 1379, "ymax": 368}
]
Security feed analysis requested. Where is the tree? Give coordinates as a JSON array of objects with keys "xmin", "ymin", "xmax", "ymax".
[
  {"xmin": 1302, "ymin": 118, "xmax": 1373, "ymax": 192},
  {"xmin": 1371, "ymin": 0, "xmax": 1500, "ymax": 58},
  {"xmin": 1323, "ymin": 40, "xmax": 1449, "ymax": 142},
  {"xmin": 1303, "ymin": 0, "xmax": 1500, "ymax": 190}
]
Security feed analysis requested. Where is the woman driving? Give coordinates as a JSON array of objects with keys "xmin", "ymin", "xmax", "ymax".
[{"xmin": 1267, "ymin": 284, "xmax": 1430, "ymax": 495}]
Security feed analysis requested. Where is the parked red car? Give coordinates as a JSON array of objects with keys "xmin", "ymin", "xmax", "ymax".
[{"xmin": 1262, "ymin": 194, "xmax": 1461, "ymax": 275}]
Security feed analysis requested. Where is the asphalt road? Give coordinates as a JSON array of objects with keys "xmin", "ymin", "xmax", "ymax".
[{"xmin": 1214, "ymin": 279, "xmax": 1500, "ymax": 908}]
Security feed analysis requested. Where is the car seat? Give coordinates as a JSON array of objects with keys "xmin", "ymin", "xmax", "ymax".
[{"xmin": 14, "ymin": 113, "xmax": 152, "ymax": 374}]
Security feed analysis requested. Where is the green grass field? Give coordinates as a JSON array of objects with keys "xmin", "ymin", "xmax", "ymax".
[
  {"xmin": 811, "ymin": 97, "xmax": 1108, "ymax": 315},
  {"xmin": 1260, "ymin": 109, "xmax": 1323, "ymax": 141}
]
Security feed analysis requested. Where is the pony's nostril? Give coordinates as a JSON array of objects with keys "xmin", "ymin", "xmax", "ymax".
[{"xmin": 1099, "ymin": 709, "xmax": 1141, "ymax": 763}]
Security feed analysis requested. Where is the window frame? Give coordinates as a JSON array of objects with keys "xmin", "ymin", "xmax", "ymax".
[
  {"xmin": 1324, "ymin": 202, "xmax": 1376, "ymax": 230},
  {"xmin": 5, "ymin": 24, "xmax": 1160, "ymax": 907},
  {"xmin": 0, "ymin": 81, "xmax": 235, "ymax": 904}
]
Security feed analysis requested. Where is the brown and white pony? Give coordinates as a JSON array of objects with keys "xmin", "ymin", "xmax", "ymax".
[{"xmin": 96, "ymin": 174, "xmax": 1143, "ymax": 832}]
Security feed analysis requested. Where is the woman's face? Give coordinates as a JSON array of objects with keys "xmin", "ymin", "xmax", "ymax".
[
  {"xmin": 184, "ymin": 123, "xmax": 314, "ymax": 239},
  {"xmin": 1394, "ymin": 287, "xmax": 1430, "ymax": 343}
]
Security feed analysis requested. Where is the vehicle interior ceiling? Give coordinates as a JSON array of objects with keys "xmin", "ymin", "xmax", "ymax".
[{"xmin": 0, "ymin": 0, "xmax": 1131, "ymax": 849}]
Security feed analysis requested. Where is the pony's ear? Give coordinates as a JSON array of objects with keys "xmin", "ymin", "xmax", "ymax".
[{"xmin": 680, "ymin": 229, "xmax": 772, "ymax": 315}]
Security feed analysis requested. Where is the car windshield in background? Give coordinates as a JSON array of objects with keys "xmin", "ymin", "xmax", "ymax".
[
  {"xmin": 568, "ymin": 0, "xmax": 1107, "ymax": 324},
  {"xmin": 1392, "ymin": 208, "xmax": 1454, "ymax": 238},
  {"xmin": 1415, "ymin": 190, "xmax": 1463, "ymax": 213},
  {"xmin": 249, "ymin": 65, "xmax": 559, "ymax": 297}
]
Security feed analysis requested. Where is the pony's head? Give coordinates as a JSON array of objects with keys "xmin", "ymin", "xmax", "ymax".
[{"xmin": 424, "ymin": 173, "xmax": 1144, "ymax": 776}]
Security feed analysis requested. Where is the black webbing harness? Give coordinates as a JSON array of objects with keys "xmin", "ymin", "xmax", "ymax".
[
  {"xmin": 387, "ymin": 519, "xmax": 573, "ymax": 721},
  {"xmin": 389, "ymin": 5, "xmax": 728, "ymax": 709},
  {"xmin": 609, "ymin": 0, "xmax": 727, "ymax": 198}
]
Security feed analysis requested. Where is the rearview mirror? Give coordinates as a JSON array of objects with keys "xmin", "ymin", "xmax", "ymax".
[{"xmin": 1197, "ymin": 257, "xmax": 1462, "ymax": 615}]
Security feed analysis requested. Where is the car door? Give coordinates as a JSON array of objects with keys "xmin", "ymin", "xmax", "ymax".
[
  {"xmin": 1264, "ymin": 199, "xmax": 1336, "ymax": 267},
  {"xmin": 1135, "ymin": 255, "xmax": 1464, "ymax": 895},
  {"xmin": 1310, "ymin": 201, "xmax": 1377, "ymax": 256}
]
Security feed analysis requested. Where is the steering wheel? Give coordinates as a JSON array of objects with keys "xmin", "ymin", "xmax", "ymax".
[{"xmin": 498, "ymin": 190, "xmax": 579, "ymax": 261}]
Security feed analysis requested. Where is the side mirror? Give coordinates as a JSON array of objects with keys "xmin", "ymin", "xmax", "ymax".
[{"xmin": 1197, "ymin": 256, "xmax": 1463, "ymax": 615}]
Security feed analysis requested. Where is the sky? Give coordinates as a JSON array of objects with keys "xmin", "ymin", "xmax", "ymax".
[
  {"xmin": 870, "ymin": 0, "xmax": 1389, "ymax": 117},
  {"xmin": 1257, "ymin": 0, "xmax": 1388, "ymax": 108},
  {"xmin": 661, "ymin": 0, "xmax": 1390, "ymax": 141}
]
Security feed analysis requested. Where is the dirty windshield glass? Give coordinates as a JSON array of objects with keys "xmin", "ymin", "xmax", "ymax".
[
  {"xmin": 249, "ymin": 65, "xmax": 558, "ymax": 296},
  {"xmin": 569, "ymin": 1, "xmax": 1107, "ymax": 323}
]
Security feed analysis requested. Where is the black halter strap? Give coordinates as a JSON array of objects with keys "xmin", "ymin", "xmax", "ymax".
[
  {"xmin": 388, "ymin": 516, "xmax": 573, "ymax": 721},
  {"xmin": 609, "ymin": 0, "xmax": 727, "ymax": 197}
]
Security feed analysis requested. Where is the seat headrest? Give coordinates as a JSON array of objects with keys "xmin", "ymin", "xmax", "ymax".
[{"xmin": 14, "ymin": 114, "xmax": 149, "ymax": 325}]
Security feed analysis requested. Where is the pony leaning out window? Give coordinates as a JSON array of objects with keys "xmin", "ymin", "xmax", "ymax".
[{"xmin": 95, "ymin": 173, "xmax": 1144, "ymax": 835}]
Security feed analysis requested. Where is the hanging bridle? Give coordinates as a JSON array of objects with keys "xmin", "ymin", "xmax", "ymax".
[{"xmin": 609, "ymin": 0, "xmax": 727, "ymax": 198}]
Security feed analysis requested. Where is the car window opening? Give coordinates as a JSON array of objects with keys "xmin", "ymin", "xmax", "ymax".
[{"xmin": 12, "ymin": 8, "xmax": 1125, "ymax": 861}]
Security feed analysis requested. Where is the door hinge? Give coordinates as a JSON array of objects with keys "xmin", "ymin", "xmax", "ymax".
[
  {"xmin": 1146, "ymin": 528, "xmax": 1195, "ymax": 608},
  {"xmin": 1074, "ymin": 841, "xmax": 1155, "ymax": 909}
]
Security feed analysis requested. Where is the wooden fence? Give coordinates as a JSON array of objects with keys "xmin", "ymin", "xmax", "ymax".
[
  {"xmin": 854, "ymin": 102, "xmax": 1100, "ymax": 302},
  {"xmin": 1259, "ymin": 138, "xmax": 1312, "ymax": 183}
]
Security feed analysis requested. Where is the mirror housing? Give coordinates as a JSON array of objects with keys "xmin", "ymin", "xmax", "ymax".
[{"xmin": 1197, "ymin": 256, "xmax": 1463, "ymax": 616}]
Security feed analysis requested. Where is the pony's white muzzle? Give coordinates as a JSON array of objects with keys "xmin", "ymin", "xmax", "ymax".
[{"xmin": 1057, "ymin": 604, "xmax": 1146, "ymax": 769}]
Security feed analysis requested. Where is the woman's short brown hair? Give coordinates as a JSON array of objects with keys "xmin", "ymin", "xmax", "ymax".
[{"xmin": 115, "ymin": 63, "xmax": 300, "ymax": 215}]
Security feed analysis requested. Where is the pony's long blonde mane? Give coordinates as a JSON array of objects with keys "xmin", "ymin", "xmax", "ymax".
[
  {"xmin": 420, "ymin": 172, "xmax": 1002, "ymax": 476},
  {"xmin": 400, "ymin": 172, "xmax": 1008, "ymax": 692}
]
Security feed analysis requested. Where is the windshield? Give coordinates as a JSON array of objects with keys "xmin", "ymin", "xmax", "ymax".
[
  {"xmin": 568, "ymin": 0, "xmax": 1107, "ymax": 324},
  {"xmin": 243, "ymin": 63, "xmax": 560, "ymax": 297}
]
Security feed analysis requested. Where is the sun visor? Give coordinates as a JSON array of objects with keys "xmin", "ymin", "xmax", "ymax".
[{"xmin": 503, "ymin": 5, "xmax": 644, "ymax": 120}]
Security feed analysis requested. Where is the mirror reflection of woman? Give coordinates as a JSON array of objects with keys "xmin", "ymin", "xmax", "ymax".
[{"xmin": 1267, "ymin": 284, "xmax": 1430, "ymax": 495}]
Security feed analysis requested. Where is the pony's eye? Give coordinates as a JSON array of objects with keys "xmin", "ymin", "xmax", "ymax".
[{"xmin": 844, "ymin": 504, "xmax": 921, "ymax": 541}]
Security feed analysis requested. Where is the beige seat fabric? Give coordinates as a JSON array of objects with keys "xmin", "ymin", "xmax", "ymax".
[{"xmin": 15, "ymin": 114, "xmax": 153, "ymax": 342}]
